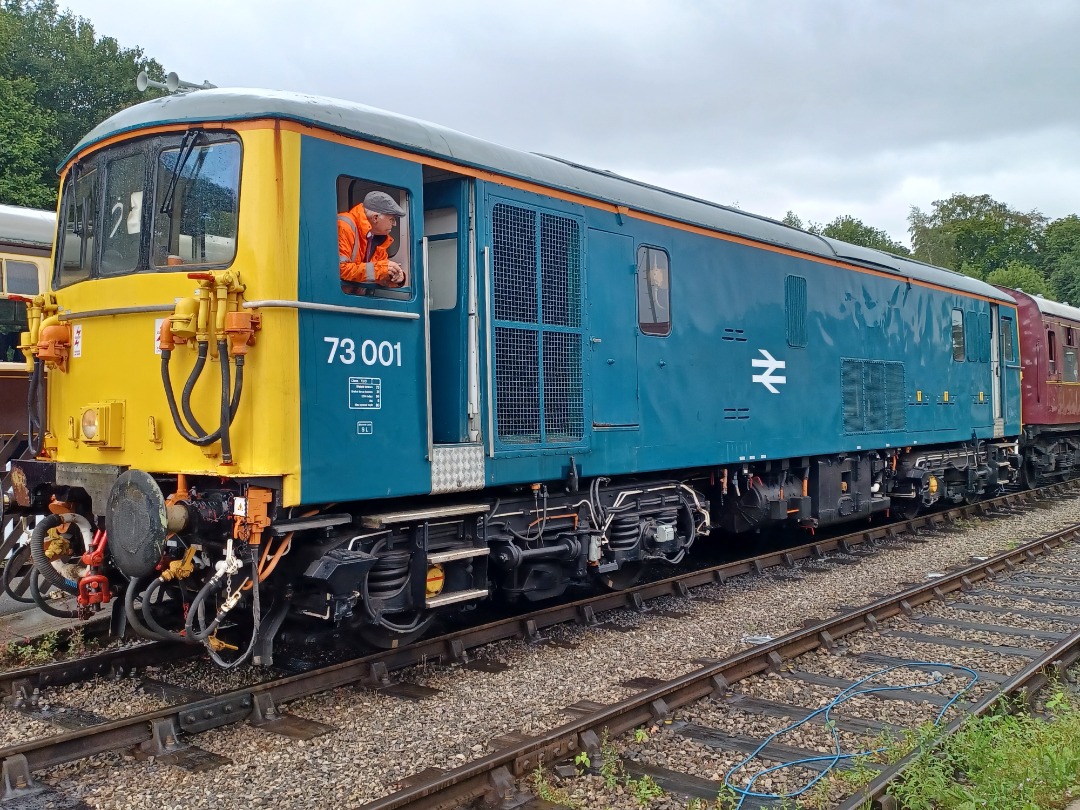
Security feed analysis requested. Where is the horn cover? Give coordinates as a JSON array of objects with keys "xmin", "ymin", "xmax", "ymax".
[{"xmin": 105, "ymin": 470, "xmax": 167, "ymax": 578}]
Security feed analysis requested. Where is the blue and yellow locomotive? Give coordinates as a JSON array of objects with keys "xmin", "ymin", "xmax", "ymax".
[{"xmin": 13, "ymin": 87, "xmax": 1021, "ymax": 664}]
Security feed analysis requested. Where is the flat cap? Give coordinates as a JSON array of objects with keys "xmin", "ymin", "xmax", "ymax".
[{"xmin": 364, "ymin": 191, "xmax": 406, "ymax": 217}]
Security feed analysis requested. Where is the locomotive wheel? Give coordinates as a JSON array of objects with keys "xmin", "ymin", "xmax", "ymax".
[
  {"xmin": 1020, "ymin": 459, "xmax": 1038, "ymax": 490},
  {"xmin": 959, "ymin": 488, "xmax": 981, "ymax": 506},
  {"xmin": 358, "ymin": 611, "xmax": 436, "ymax": 650},
  {"xmin": 600, "ymin": 562, "xmax": 647, "ymax": 590},
  {"xmin": 891, "ymin": 497, "xmax": 921, "ymax": 521}
]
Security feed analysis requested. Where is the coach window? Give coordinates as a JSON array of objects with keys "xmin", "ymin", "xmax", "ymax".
[
  {"xmin": 1001, "ymin": 317, "xmax": 1015, "ymax": 363},
  {"xmin": 337, "ymin": 176, "xmax": 411, "ymax": 300},
  {"xmin": 951, "ymin": 309, "xmax": 964, "ymax": 361},
  {"xmin": 1048, "ymin": 329, "xmax": 1058, "ymax": 375},
  {"xmin": 1069, "ymin": 327, "xmax": 1076, "ymax": 347},
  {"xmin": 1066, "ymin": 348, "xmax": 1079, "ymax": 383},
  {"xmin": 637, "ymin": 246, "xmax": 670, "ymax": 336},
  {"xmin": 5, "ymin": 260, "xmax": 39, "ymax": 295}
]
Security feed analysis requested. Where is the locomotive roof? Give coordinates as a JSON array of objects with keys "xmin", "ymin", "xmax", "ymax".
[
  {"xmin": 70, "ymin": 88, "xmax": 1013, "ymax": 304},
  {"xmin": 0, "ymin": 204, "xmax": 55, "ymax": 250}
]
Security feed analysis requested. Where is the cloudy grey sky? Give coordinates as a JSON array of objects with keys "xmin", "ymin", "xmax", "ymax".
[{"xmin": 62, "ymin": 0, "xmax": 1080, "ymax": 246}]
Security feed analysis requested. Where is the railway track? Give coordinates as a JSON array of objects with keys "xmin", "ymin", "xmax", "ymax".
[
  {"xmin": 368, "ymin": 520, "xmax": 1080, "ymax": 809},
  {"xmin": 0, "ymin": 482, "xmax": 1076, "ymax": 808}
]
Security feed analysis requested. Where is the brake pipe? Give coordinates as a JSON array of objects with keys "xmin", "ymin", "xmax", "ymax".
[
  {"xmin": 158, "ymin": 271, "xmax": 254, "ymax": 464},
  {"xmin": 180, "ymin": 340, "xmax": 210, "ymax": 434},
  {"xmin": 124, "ymin": 573, "xmax": 173, "ymax": 641},
  {"xmin": 29, "ymin": 511, "xmax": 93, "ymax": 594},
  {"xmin": 26, "ymin": 357, "xmax": 45, "ymax": 455},
  {"xmin": 158, "ymin": 328, "xmax": 244, "ymax": 450},
  {"xmin": 217, "ymin": 338, "xmax": 233, "ymax": 464},
  {"xmin": 140, "ymin": 576, "xmax": 187, "ymax": 642}
]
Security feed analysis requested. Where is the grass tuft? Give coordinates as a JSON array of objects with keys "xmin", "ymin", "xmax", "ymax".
[{"xmin": 888, "ymin": 687, "xmax": 1080, "ymax": 810}]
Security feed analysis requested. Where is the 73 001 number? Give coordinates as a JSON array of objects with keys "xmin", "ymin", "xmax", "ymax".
[{"xmin": 324, "ymin": 337, "xmax": 403, "ymax": 367}]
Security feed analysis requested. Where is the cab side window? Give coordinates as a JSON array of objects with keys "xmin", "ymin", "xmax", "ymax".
[
  {"xmin": 637, "ymin": 245, "xmax": 670, "ymax": 336},
  {"xmin": 951, "ymin": 309, "xmax": 964, "ymax": 361},
  {"xmin": 337, "ymin": 176, "xmax": 411, "ymax": 299}
]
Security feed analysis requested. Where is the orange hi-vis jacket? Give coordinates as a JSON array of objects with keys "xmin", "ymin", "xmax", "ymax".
[{"xmin": 337, "ymin": 203, "xmax": 400, "ymax": 286}]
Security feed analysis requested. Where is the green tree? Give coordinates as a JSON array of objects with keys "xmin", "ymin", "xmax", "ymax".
[
  {"xmin": 1044, "ymin": 215, "xmax": 1080, "ymax": 273},
  {"xmin": 781, "ymin": 210, "xmax": 804, "ymax": 229},
  {"xmin": 817, "ymin": 214, "xmax": 910, "ymax": 256},
  {"xmin": 985, "ymin": 261, "xmax": 1050, "ymax": 298},
  {"xmin": 908, "ymin": 205, "xmax": 958, "ymax": 271},
  {"xmin": 908, "ymin": 194, "xmax": 1047, "ymax": 278},
  {"xmin": 0, "ymin": 0, "xmax": 164, "ymax": 206},
  {"xmin": 0, "ymin": 75, "xmax": 57, "ymax": 207},
  {"xmin": 1050, "ymin": 249, "xmax": 1080, "ymax": 307}
]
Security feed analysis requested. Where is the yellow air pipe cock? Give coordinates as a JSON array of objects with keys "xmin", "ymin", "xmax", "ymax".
[{"xmin": 169, "ymin": 297, "xmax": 200, "ymax": 343}]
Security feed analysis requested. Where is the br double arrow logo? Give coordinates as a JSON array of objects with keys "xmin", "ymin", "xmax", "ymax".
[{"xmin": 751, "ymin": 349, "xmax": 787, "ymax": 394}]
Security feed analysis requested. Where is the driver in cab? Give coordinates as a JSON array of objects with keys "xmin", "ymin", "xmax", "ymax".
[{"xmin": 338, "ymin": 191, "xmax": 407, "ymax": 287}]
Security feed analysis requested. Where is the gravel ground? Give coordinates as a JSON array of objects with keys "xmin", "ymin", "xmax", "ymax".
[{"xmin": 10, "ymin": 495, "xmax": 1080, "ymax": 809}]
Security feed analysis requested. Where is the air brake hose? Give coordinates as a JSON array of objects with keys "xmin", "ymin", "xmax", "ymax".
[
  {"xmin": 29, "ymin": 513, "xmax": 81, "ymax": 594},
  {"xmin": 141, "ymin": 576, "xmax": 188, "ymax": 643},
  {"xmin": 184, "ymin": 573, "xmax": 226, "ymax": 641},
  {"xmin": 26, "ymin": 357, "xmax": 44, "ymax": 456},
  {"xmin": 124, "ymin": 573, "xmax": 173, "ymax": 641},
  {"xmin": 180, "ymin": 341, "xmax": 210, "ymax": 434},
  {"xmin": 160, "ymin": 347, "xmax": 244, "ymax": 448},
  {"xmin": 29, "ymin": 570, "xmax": 79, "ymax": 618},
  {"xmin": 217, "ymin": 338, "xmax": 233, "ymax": 464}
]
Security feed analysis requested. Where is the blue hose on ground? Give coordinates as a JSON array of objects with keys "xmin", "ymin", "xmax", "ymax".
[{"xmin": 724, "ymin": 662, "xmax": 979, "ymax": 808}]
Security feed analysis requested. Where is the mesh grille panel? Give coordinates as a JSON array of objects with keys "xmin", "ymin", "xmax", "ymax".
[
  {"xmin": 490, "ymin": 202, "xmax": 583, "ymax": 446},
  {"xmin": 885, "ymin": 362, "xmax": 906, "ymax": 428},
  {"xmin": 842, "ymin": 359, "xmax": 906, "ymax": 434},
  {"xmin": 540, "ymin": 214, "xmax": 580, "ymax": 327},
  {"xmin": 492, "ymin": 204, "xmax": 537, "ymax": 323},
  {"xmin": 863, "ymin": 362, "xmax": 887, "ymax": 432},
  {"xmin": 542, "ymin": 330, "xmax": 583, "ymax": 441},
  {"xmin": 841, "ymin": 361, "xmax": 863, "ymax": 432},
  {"xmin": 785, "ymin": 274, "xmax": 807, "ymax": 348},
  {"xmin": 495, "ymin": 326, "xmax": 540, "ymax": 443}
]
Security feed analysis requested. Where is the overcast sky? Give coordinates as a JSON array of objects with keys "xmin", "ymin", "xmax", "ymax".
[{"xmin": 61, "ymin": 0, "xmax": 1080, "ymax": 246}]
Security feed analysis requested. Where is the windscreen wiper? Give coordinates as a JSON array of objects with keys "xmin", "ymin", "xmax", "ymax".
[{"xmin": 160, "ymin": 129, "xmax": 205, "ymax": 216}]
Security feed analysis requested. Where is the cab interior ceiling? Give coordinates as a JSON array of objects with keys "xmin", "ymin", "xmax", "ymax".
[{"xmin": 423, "ymin": 165, "xmax": 468, "ymax": 184}]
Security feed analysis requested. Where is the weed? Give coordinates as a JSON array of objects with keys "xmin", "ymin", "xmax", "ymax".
[
  {"xmin": 591, "ymin": 732, "xmax": 667, "ymax": 806},
  {"xmin": 0, "ymin": 629, "xmax": 96, "ymax": 670},
  {"xmin": 714, "ymin": 784, "xmax": 741, "ymax": 809},
  {"xmin": 65, "ymin": 627, "xmax": 88, "ymax": 657},
  {"xmin": 32, "ymin": 631, "xmax": 60, "ymax": 662},
  {"xmin": 574, "ymin": 750, "xmax": 591, "ymax": 771},
  {"xmin": 799, "ymin": 775, "xmax": 836, "ymax": 809},
  {"xmin": 634, "ymin": 726, "xmax": 649, "ymax": 743},
  {"xmin": 889, "ymin": 685, "xmax": 1080, "ymax": 810},
  {"xmin": 630, "ymin": 774, "xmax": 664, "ymax": 806},
  {"xmin": 0, "ymin": 634, "xmax": 56, "ymax": 667},
  {"xmin": 532, "ymin": 762, "xmax": 580, "ymax": 810}
]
